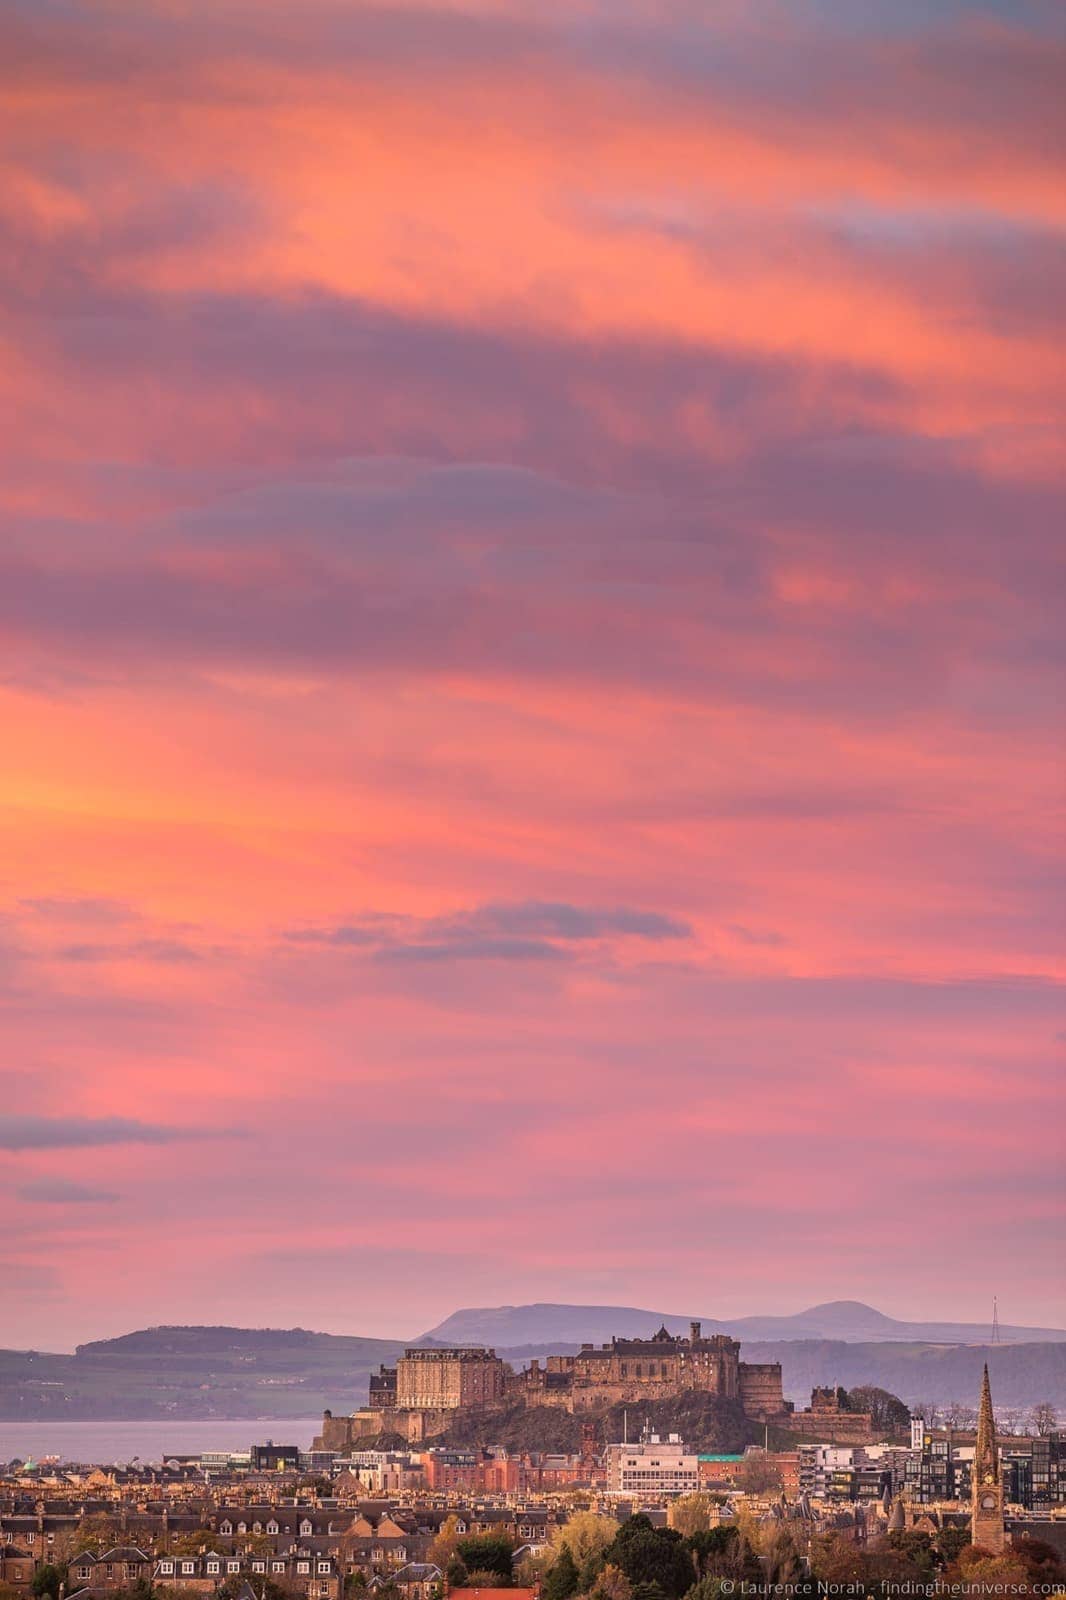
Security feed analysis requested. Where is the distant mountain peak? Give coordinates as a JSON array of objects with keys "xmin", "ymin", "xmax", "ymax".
[{"xmin": 420, "ymin": 1300, "xmax": 1066, "ymax": 1349}]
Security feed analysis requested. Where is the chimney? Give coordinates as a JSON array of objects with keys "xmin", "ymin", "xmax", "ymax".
[{"xmin": 690, "ymin": 1322, "xmax": 701, "ymax": 1343}]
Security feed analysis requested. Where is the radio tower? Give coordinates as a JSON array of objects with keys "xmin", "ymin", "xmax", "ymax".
[{"xmin": 991, "ymin": 1296, "xmax": 1001, "ymax": 1345}]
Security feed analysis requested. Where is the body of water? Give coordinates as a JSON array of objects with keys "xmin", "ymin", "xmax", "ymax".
[{"xmin": 0, "ymin": 1418, "xmax": 323, "ymax": 1465}]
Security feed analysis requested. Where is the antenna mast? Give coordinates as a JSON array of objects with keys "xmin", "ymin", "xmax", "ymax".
[{"xmin": 991, "ymin": 1297, "xmax": 1000, "ymax": 1345}]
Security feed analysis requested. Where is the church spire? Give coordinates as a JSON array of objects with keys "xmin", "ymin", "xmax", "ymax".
[
  {"xmin": 975, "ymin": 1362, "xmax": 998, "ymax": 1484},
  {"xmin": 971, "ymin": 1363, "xmax": 1005, "ymax": 1553}
]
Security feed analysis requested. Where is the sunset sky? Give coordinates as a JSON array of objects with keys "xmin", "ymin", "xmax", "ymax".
[{"xmin": 2, "ymin": 0, "xmax": 1064, "ymax": 1351}]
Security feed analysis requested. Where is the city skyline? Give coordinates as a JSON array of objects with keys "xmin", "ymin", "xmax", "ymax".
[{"xmin": 2, "ymin": 0, "xmax": 1064, "ymax": 1351}]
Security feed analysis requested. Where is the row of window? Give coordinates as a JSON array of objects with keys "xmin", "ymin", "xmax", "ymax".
[
  {"xmin": 218, "ymin": 1520, "xmax": 316, "ymax": 1535},
  {"xmin": 157, "ymin": 1559, "xmax": 334, "ymax": 1576}
]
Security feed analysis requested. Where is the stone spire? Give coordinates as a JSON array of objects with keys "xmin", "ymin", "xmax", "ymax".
[
  {"xmin": 974, "ymin": 1363, "xmax": 998, "ymax": 1484},
  {"xmin": 971, "ymin": 1362, "xmax": 1006, "ymax": 1554}
]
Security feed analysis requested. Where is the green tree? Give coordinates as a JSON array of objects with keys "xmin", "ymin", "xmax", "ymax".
[
  {"xmin": 681, "ymin": 1581, "xmax": 732, "ymax": 1600},
  {"xmin": 454, "ymin": 1538, "xmax": 513, "ymax": 1586},
  {"xmin": 845, "ymin": 1387, "xmax": 911, "ymax": 1436},
  {"xmin": 542, "ymin": 1547, "xmax": 579, "ymax": 1600},
  {"xmin": 935, "ymin": 1529, "xmax": 970, "ymax": 1567},
  {"xmin": 32, "ymin": 1565, "xmax": 68, "ymax": 1600},
  {"xmin": 445, "ymin": 1556, "xmax": 469, "ymax": 1590},
  {"xmin": 606, "ymin": 1519, "xmax": 694, "ymax": 1600},
  {"xmin": 682, "ymin": 1529, "xmax": 735, "ymax": 1582}
]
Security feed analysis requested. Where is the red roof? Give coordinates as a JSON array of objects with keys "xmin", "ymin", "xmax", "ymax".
[{"xmin": 450, "ymin": 1591, "xmax": 537, "ymax": 1600}]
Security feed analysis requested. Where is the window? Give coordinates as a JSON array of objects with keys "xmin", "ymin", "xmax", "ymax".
[
  {"xmin": 161, "ymin": 1563, "xmax": 175, "ymax": 1575},
  {"xmin": 273, "ymin": 1561, "xmax": 285, "ymax": 1573},
  {"xmin": 208, "ymin": 1561, "xmax": 220, "ymax": 1573},
  {"xmin": 298, "ymin": 1563, "xmax": 310, "ymax": 1574},
  {"xmin": 228, "ymin": 1561, "xmax": 240, "ymax": 1572},
  {"xmin": 301, "ymin": 1522, "xmax": 313, "ymax": 1535},
  {"xmin": 221, "ymin": 1523, "xmax": 233, "ymax": 1535},
  {"xmin": 183, "ymin": 1562, "xmax": 195, "ymax": 1574},
  {"xmin": 267, "ymin": 1523, "xmax": 279, "ymax": 1535}
]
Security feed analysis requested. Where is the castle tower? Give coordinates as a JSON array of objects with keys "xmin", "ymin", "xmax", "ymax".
[{"xmin": 971, "ymin": 1364, "xmax": 1005, "ymax": 1554}]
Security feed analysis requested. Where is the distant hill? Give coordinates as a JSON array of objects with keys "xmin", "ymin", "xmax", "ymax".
[
  {"xmin": 2, "ymin": 1311, "xmax": 1063, "ymax": 1422},
  {"xmin": 421, "ymin": 1299, "xmax": 1066, "ymax": 1347},
  {"xmin": 739, "ymin": 1340, "xmax": 1066, "ymax": 1410},
  {"xmin": 0, "ymin": 1327, "xmax": 408, "ymax": 1422}
]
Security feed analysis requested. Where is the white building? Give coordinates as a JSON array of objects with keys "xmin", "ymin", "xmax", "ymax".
[{"xmin": 605, "ymin": 1433, "xmax": 699, "ymax": 1497}]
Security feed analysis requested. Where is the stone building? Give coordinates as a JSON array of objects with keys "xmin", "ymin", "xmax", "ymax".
[
  {"xmin": 779, "ymin": 1388, "xmax": 874, "ymax": 1443},
  {"xmin": 396, "ymin": 1347, "xmax": 506, "ymax": 1410},
  {"xmin": 521, "ymin": 1322, "xmax": 786, "ymax": 1420}
]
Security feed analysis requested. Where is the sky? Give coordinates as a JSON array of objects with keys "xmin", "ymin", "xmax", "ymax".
[{"xmin": 1, "ymin": 0, "xmax": 1064, "ymax": 1352}]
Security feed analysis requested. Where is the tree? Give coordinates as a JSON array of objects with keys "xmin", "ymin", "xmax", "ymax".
[
  {"xmin": 605, "ymin": 1518, "xmax": 695, "ymax": 1600},
  {"xmin": 845, "ymin": 1387, "xmax": 911, "ymax": 1436},
  {"xmin": 454, "ymin": 1537, "xmax": 513, "ymax": 1586},
  {"xmin": 667, "ymin": 1498, "xmax": 717, "ymax": 1538},
  {"xmin": 1010, "ymin": 1536, "xmax": 1065, "ymax": 1587},
  {"xmin": 737, "ymin": 1454, "xmax": 782, "ymax": 1495},
  {"xmin": 168, "ymin": 1531, "xmax": 217, "ymax": 1556},
  {"xmin": 589, "ymin": 1567, "xmax": 633, "ymax": 1600},
  {"xmin": 514, "ymin": 1555, "xmax": 550, "ymax": 1591},
  {"xmin": 935, "ymin": 1528, "xmax": 971, "ymax": 1568},
  {"xmin": 220, "ymin": 1576, "xmax": 289, "ymax": 1600},
  {"xmin": 58, "ymin": 1516, "xmax": 122, "ymax": 1559},
  {"xmin": 445, "ymin": 1557, "xmax": 468, "ymax": 1590},
  {"xmin": 681, "ymin": 1583, "xmax": 730, "ymax": 1600},
  {"xmin": 542, "ymin": 1547, "xmax": 579, "ymax": 1600},
  {"xmin": 1030, "ymin": 1401, "xmax": 1057, "ymax": 1437},
  {"xmin": 550, "ymin": 1513, "xmax": 620, "ymax": 1571},
  {"xmin": 429, "ymin": 1517, "xmax": 463, "ymax": 1572},
  {"xmin": 32, "ymin": 1565, "xmax": 67, "ymax": 1600},
  {"xmin": 683, "ymin": 1530, "xmax": 736, "ymax": 1582},
  {"xmin": 809, "ymin": 1536, "xmax": 865, "ymax": 1590},
  {"xmin": 873, "ymin": 1531, "xmax": 937, "ymax": 1586}
]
